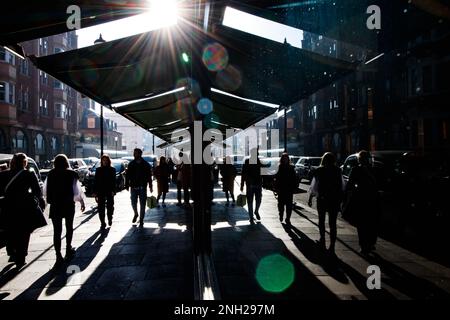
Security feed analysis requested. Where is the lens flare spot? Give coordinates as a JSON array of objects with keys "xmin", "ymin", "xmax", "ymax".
[
  {"xmin": 256, "ymin": 254, "xmax": 295, "ymax": 293},
  {"xmin": 202, "ymin": 43, "xmax": 229, "ymax": 71},
  {"xmin": 216, "ymin": 64, "xmax": 242, "ymax": 92},
  {"xmin": 197, "ymin": 98, "xmax": 213, "ymax": 115}
]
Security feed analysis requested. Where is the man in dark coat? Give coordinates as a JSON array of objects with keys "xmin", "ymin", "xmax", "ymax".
[{"xmin": 125, "ymin": 148, "xmax": 153, "ymax": 227}]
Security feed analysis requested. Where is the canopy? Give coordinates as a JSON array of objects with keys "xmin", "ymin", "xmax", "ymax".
[{"xmin": 31, "ymin": 20, "xmax": 357, "ymax": 142}]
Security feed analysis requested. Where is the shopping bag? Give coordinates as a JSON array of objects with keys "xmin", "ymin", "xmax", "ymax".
[
  {"xmin": 146, "ymin": 195, "xmax": 157, "ymax": 209},
  {"xmin": 236, "ymin": 194, "xmax": 247, "ymax": 207}
]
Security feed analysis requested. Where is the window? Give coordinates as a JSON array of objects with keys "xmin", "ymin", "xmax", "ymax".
[
  {"xmin": 13, "ymin": 130, "xmax": 28, "ymax": 150},
  {"xmin": 35, "ymin": 134, "xmax": 45, "ymax": 154},
  {"xmin": 0, "ymin": 47, "xmax": 15, "ymax": 65},
  {"xmin": 40, "ymin": 71, "xmax": 48, "ymax": 85},
  {"xmin": 87, "ymin": 117, "xmax": 96, "ymax": 129},
  {"xmin": 0, "ymin": 82, "xmax": 15, "ymax": 104},
  {"xmin": 55, "ymin": 103, "xmax": 67, "ymax": 119},
  {"xmin": 20, "ymin": 59, "xmax": 30, "ymax": 75},
  {"xmin": 53, "ymin": 79, "xmax": 64, "ymax": 89},
  {"xmin": 54, "ymin": 48, "xmax": 64, "ymax": 54},
  {"xmin": 23, "ymin": 88, "xmax": 29, "ymax": 110},
  {"xmin": 0, "ymin": 82, "xmax": 5, "ymax": 101},
  {"xmin": 40, "ymin": 38, "xmax": 48, "ymax": 55},
  {"xmin": 39, "ymin": 97, "xmax": 49, "ymax": 116},
  {"xmin": 51, "ymin": 136, "xmax": 58, "ymax": 152},
  {"xmin": 8, "ymin": 83, "xmax": 14, "ymax": 104}
]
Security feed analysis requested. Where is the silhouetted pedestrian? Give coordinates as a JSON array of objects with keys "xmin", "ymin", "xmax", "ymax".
[
  {"xmin": 0, "ymin": 153, "xmax": 43, "ymax": 268},
  {"xmin": 345, "ymin": 150, "xmax": 379, "ymax": 255},
  {"xmin": 308, "ymin": 152, "xmax": 344, "ymax": 253},
  {"xmin": 220, "ymin": 156, "xmax": 237, "ymax": 206},
  {"xmin": 175, "ymin": 153, "xmax": 191, "ymax": 208},
  {"xmin": 240, "ymin": 148, "xmax": 263, "ymax": 224},
  {"xmin": 45, "ymin": 154, "xmax": 85, "ymax": 269},
  {"xmin": 154, "ymin": 156, "xmax": 170, "ymax": 207},
  {"xmin": 125, "ymin": 148, "xmax": 153, "ymax": 227},
  {"xmin": 94, "ymin": 154, "xmax": 116, "ymax": 229},
  {"xmin": 274, "ymin": 153, "xmax": 297, "ymax": 225},
  {"xmin": 167, "ymin": 158, "xmax": 175, "ymax": 184}
]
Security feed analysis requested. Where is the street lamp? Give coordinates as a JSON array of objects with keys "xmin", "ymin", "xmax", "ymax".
[
  {"xmin": 115, "ymin": 136, "xmax": 118, "ymax": 159},
  {"xmin": 94, "ymin": 34, "xmax": 106, "ymax": 156}
]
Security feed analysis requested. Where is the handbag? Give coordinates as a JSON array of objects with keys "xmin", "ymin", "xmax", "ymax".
[
  {"xmin": 146, "ymin": 195, "xmax": 157, "ymax": 209},
  {"xmin": 26, "ymin": 194, "xmax": 47, "ymax": 233},
  {"xmin": 236, "ymin": 194, "xmax": 247, "ymax": 207}
]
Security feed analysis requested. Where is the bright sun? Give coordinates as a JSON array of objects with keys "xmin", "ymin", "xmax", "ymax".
[{"xmin": 147, "ymin": 0, "xmax": 179, "ymax": 27}]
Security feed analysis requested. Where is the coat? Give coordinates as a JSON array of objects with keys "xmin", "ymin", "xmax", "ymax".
[
  {"xmin": 0, "ymin": 169, "xmax": 42, "ymax": 229},
  {"xmin": 154, "ymin": 163, "xmax": 170, "ymax": 194},
  {"xmin": 46, "ymin": 169, "xmax": 79, "ymax": 219}
]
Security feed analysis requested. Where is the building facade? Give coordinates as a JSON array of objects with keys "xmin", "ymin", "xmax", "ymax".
[{"xmin": 0, "ymin": 32, "xmax": 81, "ymax": 165}]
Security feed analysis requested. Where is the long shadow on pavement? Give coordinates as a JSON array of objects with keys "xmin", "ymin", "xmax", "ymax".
[
  {"xmin": 292, "ymin": 206, "xmax": 449, "ymax": 299},
  {"xmin": 68, "ymin": 204, "xmax": 194, "ymax": 300},
  {"xmin": 211, "ymin": 204, "xmax": 339, "ymax": 300},
  {"xmin": 14, "ymin": 228, "xmax": 111, "ymax": 300}
]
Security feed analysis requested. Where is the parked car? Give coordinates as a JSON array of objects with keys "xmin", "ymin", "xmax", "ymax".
[
  {"xmin": 84, "ymin": 159, "xmax": 129, "ymax": 196},
  {"xmin": 68, "ymin": 158, "xmax": 89, "ymax": 184},
  {"xmin": 295, "ymin": 157, "xmax": 322, "ymax": 183},
  {"xmin": 82, "ymin": 157, "xmax": 99, "ymax": 168}
]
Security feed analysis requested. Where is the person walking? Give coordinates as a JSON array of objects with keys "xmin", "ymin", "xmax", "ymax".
[
  {"xmin": 45, "ymin": 154, "xmax": 85, "ymax": 269},
  {"xmin": 308, "ymin": 152, "xmax": 344, "ymax": 254},
  {"xmin": 0, "ymin": 153, "xmax": 43, "ymax": 268},
  {"xmin": 240, "ymin": 148, "xmax": 263, "ymax": 224},
  {"xmin": 94, "ymin": 154, "xmax": 116, "ymax": 229},
  {"xmin": 274, "ymin": 153, "xmax": 297, "ymax": 225},
  {"xmin": 125, "ymin": 148, "xmax": 153, "ymax": 227},
  {"xmin": 154, "ymin": 156, "xmax": 170, "ymax": 207},
  {"xmin": 167, "ymin": 157, "xmax": 175, "ymax": 185},
  {"xmin": 175, "ymin": 153, "xmax": 191, "ymax": 208},
  {"xmin": 220, "ymin": 156, "xmax": 237, "ymax": 206},
  {"xmin": 345, "ymin": 150, "xmax": 379, "ymax": 255}
]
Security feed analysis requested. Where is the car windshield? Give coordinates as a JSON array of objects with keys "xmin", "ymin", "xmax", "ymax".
[{"xmin": 310, "ymin": 158, "xmax": 322, "ymax": 166}]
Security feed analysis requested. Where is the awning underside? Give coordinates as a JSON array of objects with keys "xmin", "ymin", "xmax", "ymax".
[{"xmin": 31, "ymin": 19, "xmax": 358, "ymax": 143}]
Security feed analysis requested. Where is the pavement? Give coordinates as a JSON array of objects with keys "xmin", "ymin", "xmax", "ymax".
[{"xmin": 0, "ymin": 179, "xmax": 449, "ymax": 300}]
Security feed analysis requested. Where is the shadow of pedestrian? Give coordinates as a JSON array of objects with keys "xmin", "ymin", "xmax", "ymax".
[
  {"xmin": 14, "ymin": 229, "xmax": 110, "ymax": 300},
  {"xmin": 282, "ymin": 224, "xmax": 349, "ymax": 284},
  {"xmin": 363, "ymin": 252, "xmax": 450, "ymax": 299},
  {"xmin": 0, "ymin": 264, "xmax": 19, "ymax": 290}
]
